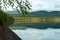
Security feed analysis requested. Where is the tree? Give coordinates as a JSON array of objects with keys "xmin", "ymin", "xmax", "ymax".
[
  {"xmin": 0, "ymin": 10, "xmax": 13, "ymax": 27},
  {"xmin": 0, "ymin": 0, "xmax": 32, "ymax": 15},
  {"xmin": 0, "ymin": 0, "xmax": 32, "ymax": 40},
  {"xmin": 0, "ymin": 0, "xmax": 32, "ymax": 27}
]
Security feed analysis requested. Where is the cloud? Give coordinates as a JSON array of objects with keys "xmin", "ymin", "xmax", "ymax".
[
  {"xmin": 28, "ymin": 0, "xmax": 60, "ymax": 11},
  {"xmin": 1, "ymin": 0, "xmax": 60, "ymax": 11}
]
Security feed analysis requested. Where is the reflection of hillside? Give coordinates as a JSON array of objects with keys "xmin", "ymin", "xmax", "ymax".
[
  {"xmin": 6, "ymin": 11, "xmax": 60, "ymax": 29},
  {"xmin": 9, "ymin": 26, "xmax": 26, "ymax": 30}
]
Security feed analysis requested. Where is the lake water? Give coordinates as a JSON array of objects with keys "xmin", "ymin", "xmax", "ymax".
[{"xmin": 12, "ymin": 28, "xmax": 60, "ymax": 40}]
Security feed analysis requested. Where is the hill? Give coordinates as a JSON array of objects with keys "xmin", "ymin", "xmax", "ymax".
[{"xmin": 6, "ymin": 11, "xmax": 60, "ymax": 17}]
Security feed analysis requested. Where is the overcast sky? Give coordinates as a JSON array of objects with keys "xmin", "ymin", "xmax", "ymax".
[
  {"xmin": 2, "ymin": 0, "xmax": 60, "ymax": 11},
  {"xmin": 28, "ymin": 0, "xmax": 60, "ymax": 12}
]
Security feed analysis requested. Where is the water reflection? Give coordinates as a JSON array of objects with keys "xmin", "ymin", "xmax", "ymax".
[{"xmin": 12, "ymin": 28, "xmax": 60, "ymax": 40}]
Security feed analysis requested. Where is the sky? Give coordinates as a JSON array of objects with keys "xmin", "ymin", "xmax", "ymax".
[
  {"xmin": 28, "ymin": 0, "xmax": 60, "ymax": 12},
  {"xmin": 1, "ymin": 0, "xmax": 60, "ymax": 12}
]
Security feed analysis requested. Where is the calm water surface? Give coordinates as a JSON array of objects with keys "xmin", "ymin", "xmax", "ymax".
[{"xmin": 12, "ymin": 28, "xmax": 60, "ymax": 40}]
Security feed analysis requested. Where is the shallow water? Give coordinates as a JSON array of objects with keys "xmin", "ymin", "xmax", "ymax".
[{"xmin": 12, "ymin": 28, "xmax": 60, "ymax": 40}]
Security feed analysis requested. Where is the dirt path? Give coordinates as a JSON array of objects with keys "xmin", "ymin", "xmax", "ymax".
[{"xmin": 0, "ymin": 26, "xmax": 22, "ymax": 40}]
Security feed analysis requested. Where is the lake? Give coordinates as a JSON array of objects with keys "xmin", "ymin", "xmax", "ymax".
[{"xmin": 12, "ymin": 28, "xmax": 60, "ymax": 40}]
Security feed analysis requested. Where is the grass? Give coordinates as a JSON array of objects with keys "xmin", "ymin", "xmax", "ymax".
[{"xmin": 13, "ymin": 16, "xmax": 60, "ymax": 24}]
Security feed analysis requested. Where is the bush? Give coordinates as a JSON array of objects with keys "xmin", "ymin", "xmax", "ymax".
[{"xmin": 0, "ymin": 10, "xmax": 14, "ymax": 27}]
